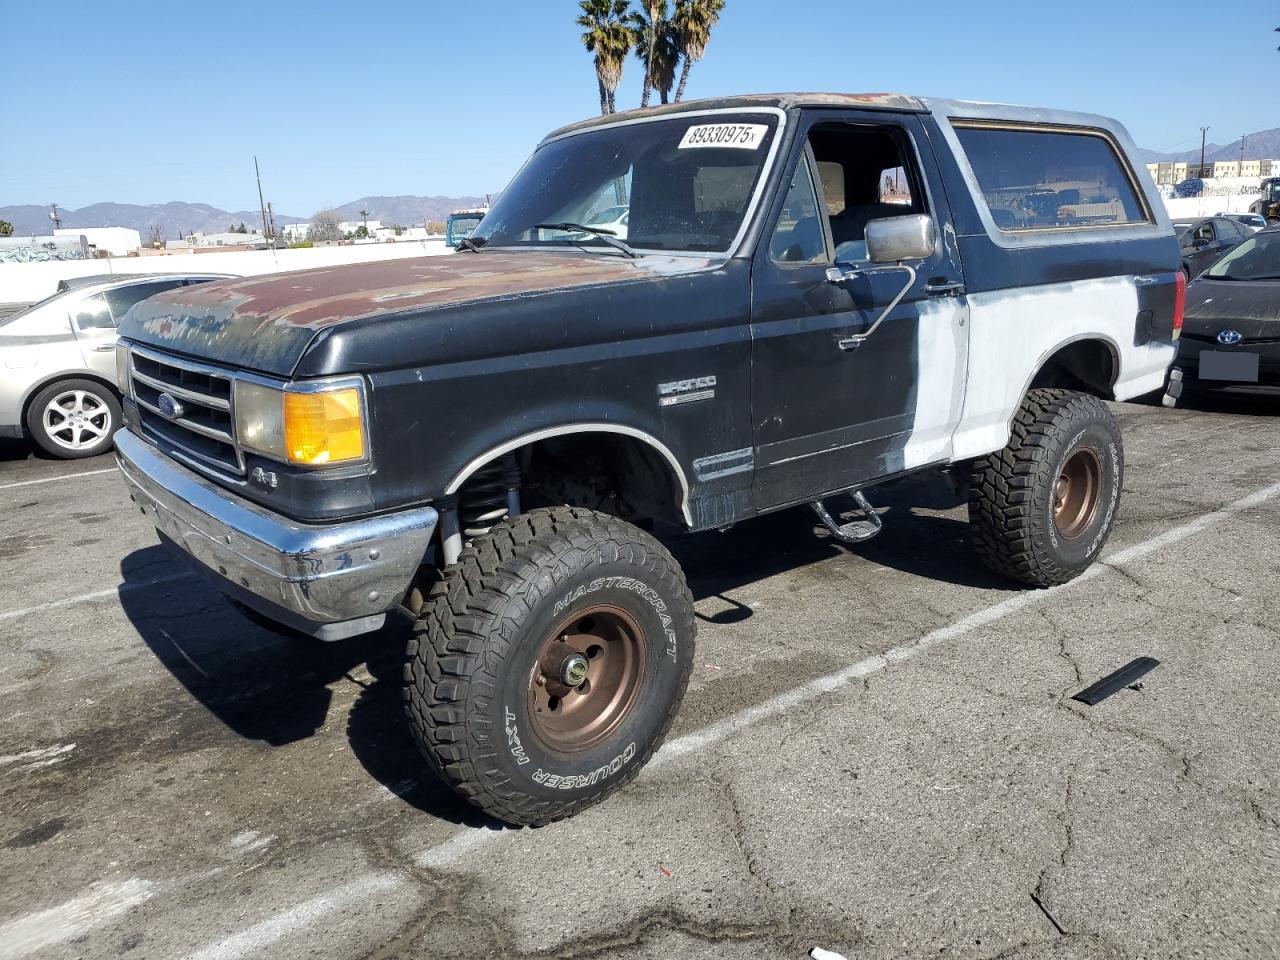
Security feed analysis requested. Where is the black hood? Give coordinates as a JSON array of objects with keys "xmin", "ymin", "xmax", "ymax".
[{"xmin": 1183, "ymin": 278, "xmax": 1280, "ymax": 339}]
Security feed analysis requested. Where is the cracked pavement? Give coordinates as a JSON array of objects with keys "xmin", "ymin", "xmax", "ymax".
[{"xmin": 1, "ymin": 394, "xmax": 1279, "ymax": 960}]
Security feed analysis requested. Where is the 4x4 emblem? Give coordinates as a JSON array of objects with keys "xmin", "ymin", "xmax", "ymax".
[{"xmin": 156, "ymin": 392, "xmax": 185, "ymax": 420}]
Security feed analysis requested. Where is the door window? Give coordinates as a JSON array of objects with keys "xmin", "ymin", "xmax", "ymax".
[
  {"xmin": 102, "ymin": 280, "xmax": 183, "ymax": 323},
  {"xmin": 768, "ymin": 156, "xmax": 827, "ymax": 264},
  {"xmin": 807, "ymin": 123, "xmax": 927, "ymax": 263},
  {"xmin": 1213, "ymin": 218, "xmax": 1240, "ymax": 240},
  {"xmin": 1193, "ymin": 222, "xmax": 1216, "ymax": 242}
]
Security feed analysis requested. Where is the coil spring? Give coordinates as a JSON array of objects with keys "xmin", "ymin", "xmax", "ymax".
[{"xmin": 459, "ymin": 452, "xmax": 520, "ymax": 537}]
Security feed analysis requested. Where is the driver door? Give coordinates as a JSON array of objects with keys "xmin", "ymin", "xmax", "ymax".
[{"xmin": 749, "ymin": 112, "xmax": 969, "ymax": 510}]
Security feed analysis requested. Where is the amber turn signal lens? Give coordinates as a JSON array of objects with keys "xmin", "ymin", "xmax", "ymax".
[{"xmin": 283, "ymin": 388, "xmax": 365, "ymax": 465}]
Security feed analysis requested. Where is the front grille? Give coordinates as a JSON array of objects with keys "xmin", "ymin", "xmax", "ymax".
[
  {"xmin": 1183, "ymin": 332, "xmax": 1280, "ymax": 346},
  {"xmin": 129, "ymin": 346, "xmax": 243, "ymax": 475}
]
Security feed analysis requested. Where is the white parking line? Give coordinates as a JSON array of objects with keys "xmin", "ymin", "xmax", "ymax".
[
  {"xmin": 178, "ymin": 872, "xmax": 404, "ymax": 960},
  {"xmin": 0, "ymin": 467, "xmax": 117, "ymax": 492},
  {"xmin": 0, "ymin": 879, "xmax": 155, "ymax": 960},
  {"xmin": 162, "ymin": 477, "xmax": 1280, "ymax": 960},
  {"xmin": 0, "ymin": 572, "xmax": 194, "ymax": 624},
  {"xmin": 5, "ymin": 480, "xmax": 1278, "ymax": 960}
]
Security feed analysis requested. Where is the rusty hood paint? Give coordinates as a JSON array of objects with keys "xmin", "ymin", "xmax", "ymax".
[{"xmin": 119, "ymin": 251, "xmax": 684, "ymax": 377}]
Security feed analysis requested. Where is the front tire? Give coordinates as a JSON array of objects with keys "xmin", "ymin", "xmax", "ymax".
[
  {"xmin": 26, "ymin": 378, "xmax": 121, "ymax": 459},
  {"xmin": 968, "ymin": 389, "xmax": 1123, "ymax": 587},
  {"xmin": 404, "ymin": 506, "xmax": 695, "ymax": 826}
]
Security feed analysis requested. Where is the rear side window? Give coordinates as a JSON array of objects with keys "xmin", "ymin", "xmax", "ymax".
[
  {"xmin": 954, "ymin": 124, "xmax": 1148, "ymax": 233},
  {"xmin": 73, "ymin": 294, "xmax": 114, "ymax": 330}
]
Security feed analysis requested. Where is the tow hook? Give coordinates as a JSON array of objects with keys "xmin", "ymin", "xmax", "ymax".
[{"xmin": 1162, "ymin": 367, "xmax": 1184, "ymax": 408}]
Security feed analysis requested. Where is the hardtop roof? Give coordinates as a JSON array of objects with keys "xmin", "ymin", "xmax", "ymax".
[{"xmin": 542, "ymin": 93, "xmax": 1128, "ymax": 143}]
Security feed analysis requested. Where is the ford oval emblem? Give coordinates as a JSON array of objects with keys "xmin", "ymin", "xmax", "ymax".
[
  {"xmin": 156, "ymin": 392, "xmax": 185, "ymax": 420},
  {"xmin": 1217, "ymin": 329, "xmax": 1244, "ymax": 346}
]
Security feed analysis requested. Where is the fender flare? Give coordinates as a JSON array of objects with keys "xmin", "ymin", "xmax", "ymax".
[{"xmin": 444, "ymin": 423, "xmax": 694, "ymax": 527}]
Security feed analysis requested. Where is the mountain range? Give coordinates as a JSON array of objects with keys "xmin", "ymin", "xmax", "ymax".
[
  {"xmin": 5, "ymin": 124, "xmax": 1280, "ymax": 239},
  {"xmin": 1137, "ymin": 126, "xmax": 1280, "ymax": 165},
  {"xmin": 0, "ymin": 195, "xmax": 490, "ymax": 239}
]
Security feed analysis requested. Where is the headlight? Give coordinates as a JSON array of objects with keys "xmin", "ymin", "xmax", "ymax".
[
  {"xmin": 115, "ymin": 343, "xmax": 131, "ymax": 395},
  {"xmin": 234, "ymin": 378, "xmax": 368, "ymax": 467}
]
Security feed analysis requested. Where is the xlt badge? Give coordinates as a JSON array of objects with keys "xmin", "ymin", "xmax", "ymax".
[{"xmin": 658, "ymin": 376, "xmax": 716, "ymax": 407}]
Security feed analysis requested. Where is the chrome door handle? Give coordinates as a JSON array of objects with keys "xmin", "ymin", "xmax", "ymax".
[
  {"xmin": 91, "ymin": 343, "xmax": 117, "ymax": 352},
  {"xmin": 924, "ymin": 280, "xmax": 965, "ymax": 296}
]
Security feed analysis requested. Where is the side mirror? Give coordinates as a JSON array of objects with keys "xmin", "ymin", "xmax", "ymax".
[
  {"xmin": 1191, "ymin": 237, "xmax": 1209, "ymax": 248},
  {"xmin": 865, "ymin": 213, "xmax": 936, "ymax": 264}
]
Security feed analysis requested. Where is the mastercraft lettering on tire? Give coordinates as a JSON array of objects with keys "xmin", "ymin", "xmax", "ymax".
[{"xmin": 113, "ymin": 92, "xmax": 1181, "ymax": 825}]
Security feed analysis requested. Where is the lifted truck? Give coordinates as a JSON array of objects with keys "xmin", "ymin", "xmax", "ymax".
[{"xmin": 114, "ymin": 93, "xmax": 1182, "ymax": 826}]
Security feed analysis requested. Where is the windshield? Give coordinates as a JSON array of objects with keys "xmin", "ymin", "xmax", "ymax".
[
  {"xmin": 473, "ymin": 113, "xmax": 780, "ymax": 254},
  {"xmin": 1174, "ymin": 223, "xmax": 1193, "ymax": 237},
  {"xmin": 1266, "ymin": 181, "xmax": 1280, "ymax": 201},
  {"xmin": 1206, "ymin": 230, "xmax": 1280, "ymax": 281}
]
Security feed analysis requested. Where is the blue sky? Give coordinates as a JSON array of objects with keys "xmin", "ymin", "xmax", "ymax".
[{"xmin": 2, "ymin": 0, "xmax": 1276, "ymax": 215}]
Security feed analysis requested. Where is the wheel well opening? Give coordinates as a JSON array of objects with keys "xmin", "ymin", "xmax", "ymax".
[
  {"xmin": 20, "ymin": 372, "xmax": 120, "ymax": 426},
  {"xmin": 1028, "ymin": 339, "xmax": 1117, "ymax": 400},
  {"xmin": 517, "ymin": 433, "xmax": 685, "ymax": 530}
]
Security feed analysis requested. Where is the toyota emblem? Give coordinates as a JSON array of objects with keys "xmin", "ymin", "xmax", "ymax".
[
  {"xmin": 1216, "ymin": 329, "xmax": 1244, "ymax": 346},
  {"xmin": 156, "ymin": 392, "xmax": 185, "ymax": 420}
]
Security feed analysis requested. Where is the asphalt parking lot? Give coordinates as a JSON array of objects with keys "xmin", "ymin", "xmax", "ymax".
[{"xmin": 1, "ymin": 395, "xmax": 1279, "ymax": 960}]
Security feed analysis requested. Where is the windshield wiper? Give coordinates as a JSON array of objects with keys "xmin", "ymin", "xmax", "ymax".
[
  {"xmin": 533, "ymin": 222, "xmax": 638, "ymax": 258},
  {"xmin": 456, "ymin": 236, "xmax": 487, "ymax": 253}
]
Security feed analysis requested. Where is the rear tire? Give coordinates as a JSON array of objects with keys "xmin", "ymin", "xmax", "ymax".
[
  {"xmin": 404, "ymin": 506, "xmax": 695, "ymax": 826},
  {"xmin": 968, "ymin": 388, "xmax": 1123, "ymax": 587},
  {"xmin": 26, "ymin": 379, "xmax": 121, "ymax": 459}
]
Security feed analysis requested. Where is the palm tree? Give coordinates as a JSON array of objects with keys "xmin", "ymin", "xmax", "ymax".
[
  {"xmin": 359, "ymin": 209, "xmax": 370, "ymax": 234},
  {"xmin": 672, "ymin": 0, "xmax": 724, "ymax": 103},
  {"xmin": 577, "ymin": 0, "xmax": 634, "ymax": 115},
  {"xmin": 629, "ymin": 1, "xmax": 679, "ymax": 106}
]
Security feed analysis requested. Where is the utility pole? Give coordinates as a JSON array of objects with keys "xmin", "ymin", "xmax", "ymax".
[
  {"xmin": 1240, "ymin": 135, "xmax": 1246, "ymax": 167},
  {"xmin": 254, "ymin": 156, "xmax": 269, "ymax": 240},
  {"xmin": 48, "ymin": 203, "xmax": 61, "ymax": 231},
  {"xmin": 1199, "ymin": 126, "xmax": 1209, "ymax": 178}
]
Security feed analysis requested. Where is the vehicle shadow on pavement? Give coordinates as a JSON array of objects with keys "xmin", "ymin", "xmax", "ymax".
[
  {"xmin": 117, "ymin": 473, "xmax": 1015, "ymax": 823},
  {"xmin": 116, "ymin": 545, "xmax": 487, "ymax": 826},
  {"xmin": 1172, "ymin": 392, "xmax": 1280, "ymax": 417},
  {"xmin": 670, "ymin": 472, "xmax": 1019, "ymax": 604},
  {"xmin": 0, "ymin": 438, "xmax": 41, "ymax": 463}
]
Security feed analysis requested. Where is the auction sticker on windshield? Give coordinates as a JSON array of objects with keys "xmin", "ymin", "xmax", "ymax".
[{"xmin": 678, "ymin": 123, "xmax": 768, "ymax": 150}]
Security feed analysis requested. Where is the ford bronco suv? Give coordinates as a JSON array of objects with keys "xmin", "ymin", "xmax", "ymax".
[{"xmin": 114, "ymin": 94, "xmax": 1182, "ymax": 826}]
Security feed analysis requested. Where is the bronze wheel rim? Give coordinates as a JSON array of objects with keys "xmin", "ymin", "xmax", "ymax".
[
  {"xmin": 528, "ymin": 604, "xmax": 646, "ymax": 753},
  {"xmin": 1053, "ymin": 447, "xmax": 1103, "ymax": 540}
]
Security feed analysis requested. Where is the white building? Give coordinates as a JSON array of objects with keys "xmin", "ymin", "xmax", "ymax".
[
  {"xmin": 190, "ymin": 232, "xmax": 266, "ymax": 247},
  {"xmin": 281, "ymin": 223, "xmax": 311, "ymax": 242},
  {"xmin": 339, "ymin": 219, "xmax": 382, "ymax": 236},
  {"xmin": 374, "ymin": 225, "xmax": 430, "ymax": 242},
  {"xmin": 53, "ymin": 226, "xmax": 140, "ymax": 257}
]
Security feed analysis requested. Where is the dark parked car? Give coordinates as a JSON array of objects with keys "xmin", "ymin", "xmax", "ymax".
[
  {"xmin": 1171, "ymin": 225, "xmax": 1280, "ymax": 398},
  {"xmin": 114, "ymin": 93, "xmax": 1180, "ymax": 826},
  {"xmin": 1220, "ymin": 212, "xmax": 1268, "ymax": 233},
  {"xmin": 1175, "ymin": 216, "xmax": 1249, "ymax": 278}
]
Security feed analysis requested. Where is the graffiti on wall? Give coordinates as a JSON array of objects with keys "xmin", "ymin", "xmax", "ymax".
[{"xmin": 0, "ymin": 236, "xmax": 90, "ymax": 263}]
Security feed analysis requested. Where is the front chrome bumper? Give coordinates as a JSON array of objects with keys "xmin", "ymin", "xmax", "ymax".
[{"xmin": 115, "ymin": 429, "xmax": 437, "ymax": 640}]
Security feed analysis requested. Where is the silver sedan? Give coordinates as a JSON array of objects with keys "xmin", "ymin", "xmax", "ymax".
[{"xmin": 0, "ymin": 273, "xmax": 232, "ymax": 458}]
